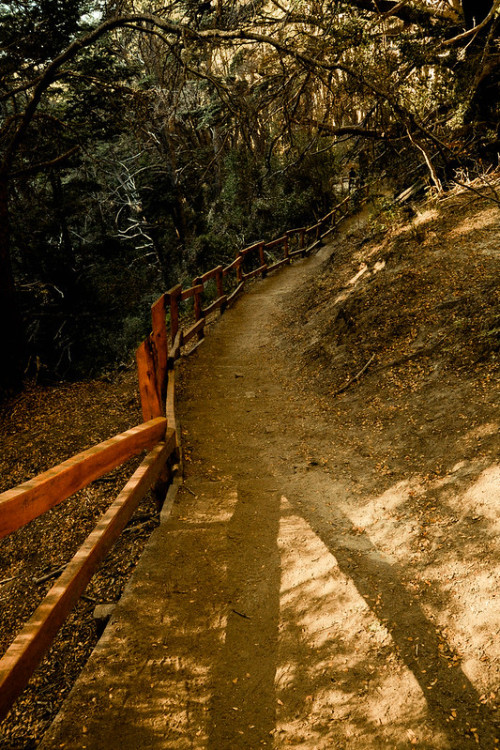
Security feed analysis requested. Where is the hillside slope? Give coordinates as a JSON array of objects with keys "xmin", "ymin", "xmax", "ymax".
[
  {"xmin": 266, "ymin": 184, "xmax": 500, "ymax": 746},
  {"xmin": 279, "ymin": 185, "xmax": 499, "ymax": 482}
]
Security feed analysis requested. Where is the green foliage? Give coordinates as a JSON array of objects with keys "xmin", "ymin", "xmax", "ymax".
[
  {"xmin": 0, "ymin": 0, "xmax": 89, "ymax": 68},
  {"xmin": 2, "ymin": 0, "xmax": 500, "ymax": 387},
  {"xmin": 180, "ymin": 141, "xmax": 337, "ymax": 276}
]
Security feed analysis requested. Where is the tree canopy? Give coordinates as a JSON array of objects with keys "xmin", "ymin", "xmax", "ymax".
[{"xmin": 1, "ymin": 0, "xmax": 498, "ymax": 392}]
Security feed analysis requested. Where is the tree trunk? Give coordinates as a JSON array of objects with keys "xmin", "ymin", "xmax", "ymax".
[{"xmin": 0, "ymin": 177, "xmax": 26, "ymax": 396}]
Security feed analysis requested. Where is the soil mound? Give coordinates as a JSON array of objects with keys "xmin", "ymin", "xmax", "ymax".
[{"xmin": 284, "ymin": 189, "xmax": 499, "ymax": 397}]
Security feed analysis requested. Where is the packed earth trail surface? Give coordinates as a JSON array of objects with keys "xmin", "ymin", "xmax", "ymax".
[{"xmin": 3, "ymin": 188, "xmax": 500, "ymax": 749}]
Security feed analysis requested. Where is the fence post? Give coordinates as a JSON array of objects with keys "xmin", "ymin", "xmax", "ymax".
[
  {"xmin": 166, "ymin": 284, "xmax": 182, "ymax": 345},
  {"xmin": 136, "ymin": 337, "xmax": 163, "ymax": 421},
  {"xmin": 236, "ymin": 253, "xmax": 243, "ymax": 283},
  {"xmin": 150, "ymin": 294, "xmax": 168, "ymax": 404},
  {"xmin": 258, "ymin": 241, "xmax": 267, "ymax": 277},
  {"xmin": 284, "ymin": 233, "xmax": 290, "ymax": 264},
  {"xmin": 192, "ymin": 278, "xmax": 205, "ymax": 341},
  {"xmin": 215, "ymin": 265, "xmax": 226, "ymax": 312},
  {"xmin": 149, "ymin": 298, "xmax": 171, "ymax": 505},
  {"xmin": 215, "ymin": 265, "xmax": 224, "ymax": 297},
  {"xmin": 316, "ymin": 221, "xmax": 324, "ymax": 247}
]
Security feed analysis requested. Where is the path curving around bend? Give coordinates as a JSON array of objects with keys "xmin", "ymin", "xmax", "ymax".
[{"xmin": 40, "ymin": 238, "xmax": 499, "ymax": 750}]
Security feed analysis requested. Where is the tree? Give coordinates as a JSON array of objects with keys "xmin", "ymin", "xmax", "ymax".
[
  {"xmin": 2, "ymin": 0, "xmax": 499, "ymax": 393},
  {"xmin": 0, "ymin": 8, "xmax": 145, "ymax": 392}
]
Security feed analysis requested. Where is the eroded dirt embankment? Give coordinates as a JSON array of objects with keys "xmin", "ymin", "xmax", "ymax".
[{"xmin": 265, "ymin": 187, "xmax": 500, "ymax": 747}]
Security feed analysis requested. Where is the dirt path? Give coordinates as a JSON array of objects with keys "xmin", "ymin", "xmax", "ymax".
[{"xmin": 40, "ymin": 236, "xmax": 499, "ymax": 749}]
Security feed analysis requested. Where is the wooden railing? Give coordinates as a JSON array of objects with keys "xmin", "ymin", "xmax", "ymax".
[
  {"xmin": 157, "ymin": 195, "xmax": 356, "ymax": 368},
  {"xmin": 0, "ymin": 188, "xmax": 361, "ymax": 721}
]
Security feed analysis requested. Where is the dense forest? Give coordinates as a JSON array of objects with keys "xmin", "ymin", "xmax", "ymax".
[{"xmin": 1, "ymin": 0, "xmax": 499, "ymax": 395}]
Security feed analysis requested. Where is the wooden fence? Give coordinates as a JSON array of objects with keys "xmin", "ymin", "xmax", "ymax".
[{"xmin": 0, "ymin": 189, "xmax": 360, "ymax": 721}]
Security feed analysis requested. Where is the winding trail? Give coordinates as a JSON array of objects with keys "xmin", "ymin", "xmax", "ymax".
[{"xmin": 40, "ymin": 239, "xmax": 499, "ymax": 749}]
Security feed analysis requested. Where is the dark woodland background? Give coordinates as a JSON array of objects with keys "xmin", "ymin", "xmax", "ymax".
[{"xmin": 1, "ymin": 0, "xmax": 498, "ymax": 393}]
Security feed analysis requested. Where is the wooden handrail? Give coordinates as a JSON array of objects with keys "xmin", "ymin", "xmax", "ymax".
[
  {"xmin": 181, "ymin": 284, "xmax": 203, "ymax": 301},
  {"xmin": 240, "ymin": 240, "xmax": 264, "ymax": 256},
  {"xmin": 264, "ymin": 235, "xmax": 287, "ymax": 250},
  {"xmin": 222, "ymin": 256, "xmax": 242, "ymax": 275},
  {"xmin": 197, "ymin": 265, "xmax": 223, "ymax": 284},
  {"xmin": 0, "ymin": 430, "xmax": 176, "ymax": 721},
  {"xmin": 242, "ymin": 264, "xmax": 267, "ymax": 281},
  {"xmin": 226, "ymin": 280, "xmax": 245, "ymax": 304},
  {"xmin": 202, "ymin": 294, "xmax": 227, "ymax": 316},
  {"xmin": 306, "ymin": 221, "xmax": 322, "ymax": 233},
  {"xmin": 267, "ymin": 257, "xmax": 289, "ymax": 272},
  {"xmin": 183, "ymin": 318, "xmax": 205, "ymax": 344},
  {"xmin": 0, "ymin": 418, "xmax": 168, "ymax": 540}
]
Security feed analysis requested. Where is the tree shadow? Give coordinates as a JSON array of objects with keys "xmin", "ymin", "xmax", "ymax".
[
  {"xmin": 207, "ymin": 480, "xmax": 281, "ymax": 749},
  {"xmin": 281, "ymin": 471, "xmax": 500, "ymax": 748}
]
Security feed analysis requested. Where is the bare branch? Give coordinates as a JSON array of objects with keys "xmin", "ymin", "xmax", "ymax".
[
  {"xmin": 10, "ymin": 146, "xmax": 80, "ymax": 178},
  {"xmin": 442, "ymin": 0, "xmax": 500, "ymax": 45}
]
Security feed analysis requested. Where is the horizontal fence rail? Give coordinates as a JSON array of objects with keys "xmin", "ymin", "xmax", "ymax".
[
  {"xmin": 0, "ymin": 430, "xmax": 176, "ymax": 719},
  {"xmin": 0, "ymin": 185, "xmax": 367, "ymax": 722},
  {"xmin": 0, "ymin": 418, "xmax": 168, "ymax": 539}
]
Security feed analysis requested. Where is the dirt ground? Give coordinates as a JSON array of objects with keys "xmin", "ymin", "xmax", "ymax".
[
  {"xmin": 1, "ymin": 183, "xmax": 500, "ymax": 749},
  {"xmin": 171, "ymin": 187, "xmax": 499, "ymax": 749}
]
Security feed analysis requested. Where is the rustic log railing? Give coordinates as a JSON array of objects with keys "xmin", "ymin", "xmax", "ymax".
[{"xmin": 0, "ymin": 186, "xmax": 365, "ymax": 721}]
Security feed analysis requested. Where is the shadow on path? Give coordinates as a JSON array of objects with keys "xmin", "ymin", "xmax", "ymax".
[
  {"xmin": 207, "ymin": 481, "xmax": 281, "ymax": 749},
  {"xmin": 284, "ymin": 479, "xmax": 500, "ymax": 748}
]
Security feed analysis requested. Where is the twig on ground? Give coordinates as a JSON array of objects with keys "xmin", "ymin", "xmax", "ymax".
[
  {"xmin": 231, "ymin": 608, "xmax": 252, "ymax": 619},
  {"xmin": 123, "ymin": 519, "xmax": 155, "ymax": 534},
  {"xmin": 333, "ymin": 354, "xmax": 376, "ymax": 396},
  {"xmin": 0, "ymin": 576, "xmax": 18, "ymax": 586},
  {"xmin": 452, "ymin": 178, "xmax": 500, "ymax": 207},
  {"xmin": 33, "ymin": 564, "xmax": 67, "ymax": 585}
]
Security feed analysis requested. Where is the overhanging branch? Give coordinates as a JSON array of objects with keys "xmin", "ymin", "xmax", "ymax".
[{"xmin": 11, "ymin": 146, "xmax": 80, "ymax": 179}]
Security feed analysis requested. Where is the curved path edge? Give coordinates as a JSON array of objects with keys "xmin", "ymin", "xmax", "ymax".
[{"xmin": 39, "ymin": 233, "xmax": 496, "ymax": 750}]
